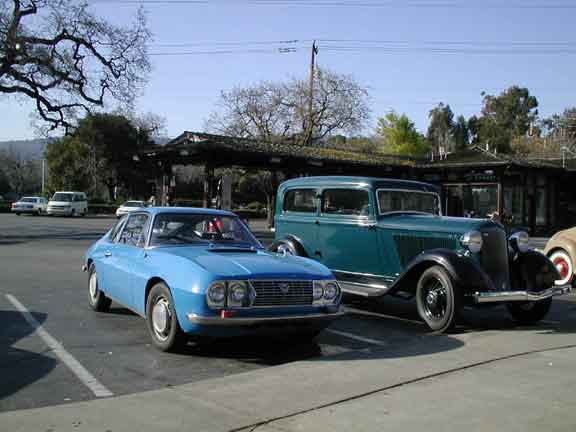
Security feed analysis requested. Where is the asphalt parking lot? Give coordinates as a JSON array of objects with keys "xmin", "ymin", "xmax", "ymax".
[{"xmin": 1, "ymin": 213, "xmax": 575, "ymax": 414}]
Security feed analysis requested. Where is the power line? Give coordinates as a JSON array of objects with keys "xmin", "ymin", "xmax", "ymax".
[{"xmin": 88, "ymin": 0, "xmax": 576, "ymax": 9}]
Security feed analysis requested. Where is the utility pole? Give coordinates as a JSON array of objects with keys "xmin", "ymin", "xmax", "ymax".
[
  {"xmin": 306, "ymin": 40, "xmax": 318, "ymax": 146},
  {"xmin": 41, "ymin": 158, "xmax": 45, "ymax": 194}
]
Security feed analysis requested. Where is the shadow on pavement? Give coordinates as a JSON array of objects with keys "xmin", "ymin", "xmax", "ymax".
[
  {"xmin": 346, "ymin": 293, "xmax": 576, "ymax": 336},
  {"xmin": 0, "ymin": 310, "xmax": 57, "ymax": 402}
]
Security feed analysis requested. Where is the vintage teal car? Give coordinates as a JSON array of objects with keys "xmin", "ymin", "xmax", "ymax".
[{"xmin": 271, "ymin": 176, "xmax": 571, "ymax": 332}]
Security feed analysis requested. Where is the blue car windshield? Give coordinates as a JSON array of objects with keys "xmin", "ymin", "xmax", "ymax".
[{"xmin": 149, "ymin": 213, "xmax": 262, "ymax": 248}]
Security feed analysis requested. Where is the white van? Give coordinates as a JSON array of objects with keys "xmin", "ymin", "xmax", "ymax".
[{"xmin": 47, "ymin": 191, "xmax": 88, "ymax": 216}]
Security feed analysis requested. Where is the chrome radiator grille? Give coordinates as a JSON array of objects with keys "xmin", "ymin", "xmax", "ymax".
[
  {"xmin": 250, "ymin": 280, "xmax": 313, "ymax": 307},
  {"xmin": 479, "ymin": 226, "xmax": 509, "ymax": 291},
  {"xmin": 394, "ymin": 233, "xmax": 458, "ymax": 267}
]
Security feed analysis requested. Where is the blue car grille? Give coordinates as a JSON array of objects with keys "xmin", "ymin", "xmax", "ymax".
[{"xmin": 250, "ymin": 280, "xmax": 313, "ymax": 307}]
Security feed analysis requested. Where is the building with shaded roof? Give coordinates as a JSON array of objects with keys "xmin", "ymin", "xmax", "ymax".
[{"xmin": 136, "ymin": 133, "xmax": 575, "ymax": 236}]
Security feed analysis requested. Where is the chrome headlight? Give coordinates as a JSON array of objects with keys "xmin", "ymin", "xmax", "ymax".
[
  {"xmin": 228, "ymin": 281, "xmax": 248, "ymax": 307},
  {"xmin": 313, "ymin": 281, "xmax": 324, "ymax": 301},
  {"xmin": 207, "ymin": 281, "xmax": 226, "ymax": 308},
  {"xmin": 509, "ymin": 231, "xmax": 530, "ymax": 253},
  {"xmin": 461, "ymin": 230, "xmax": 483, "ymax": 254},
  {"xmin": 313, "ymin": 280, "xmax": 340, "ymax": 305},
  {"xmin": 323, "ymin": 281, "xmax": 340, "ymax": 302}
]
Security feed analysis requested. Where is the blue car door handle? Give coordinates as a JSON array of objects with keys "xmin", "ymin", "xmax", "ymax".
[{"xmin": 104, "ymin": 251, "xmax": 112, "ymax": 257}]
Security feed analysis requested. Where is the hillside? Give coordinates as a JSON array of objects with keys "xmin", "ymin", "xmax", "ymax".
[{"xmin": 0, "ymin": 138, "xmax": 50, "ymax": 158}]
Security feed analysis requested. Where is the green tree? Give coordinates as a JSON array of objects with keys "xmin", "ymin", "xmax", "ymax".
[
  {"xmin": 45, "ymin": 113, "xmax": 150, "ymax": 199},
  {"xmin": 477, "ymin": 86, "xmax": 539, "ymax": 153},
  {"xmin": 376, "ymin": 112, "xmax": 430, "ymax": 156},
  {"xmin": 427, "ymin": 103, "xmax": 454, "ymax": 153},
  {"xmin": 453, "ymin": 115, "xmax": 470, "ymax": 150},
  {"xmin": 45, "ymin": 136, "xmax": 91, "ymax": 193}
]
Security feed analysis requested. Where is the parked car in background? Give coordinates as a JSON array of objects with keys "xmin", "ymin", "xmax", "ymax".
[
  {"xmin": 47, "ymin": 191, "xmax": 87, "ymax": 216},
  {"xmin": 83, "ymin": 207, "xmax": 343, "ymax": 352},
  {"xmin": 543, "ymin": 227, "xmax": 576, "ymax": 286},
  {"xmin": 11, "ymin": 196, "xmax": 48, "ymax": 215},
  {"xmin": 116, "ymin": 200, "xmax": 146, "ymax": 218},
  {"xmin": 271, "ymin": 176, "xmax": 570, "ymax": 332}
]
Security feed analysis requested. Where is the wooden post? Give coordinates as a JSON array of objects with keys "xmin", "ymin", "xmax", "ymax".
[
  {"xmin": 203, "ymin": 165, "xmax": 214, "ymax": 208},
  {"xmin": 267, "ymin": 171, "xmax": 279, "ymax": 229}
]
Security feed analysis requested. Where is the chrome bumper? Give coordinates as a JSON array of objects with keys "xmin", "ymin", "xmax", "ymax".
[
  {"xmin": 474, "ymin": 285, "xmax": 571, "ymax": 304},
  {"xmin": 186, "ymin": 310, "xmax": 344, "ymax": 326}
]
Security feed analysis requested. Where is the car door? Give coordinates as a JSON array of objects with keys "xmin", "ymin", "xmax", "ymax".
[
  {"xmin": 317, "ymin": 187, "xmax": 383, "ymax": 278},
  {"xmin": 104, "ymin": 213, "xmax": 150, "ymax": 309},
  {"xmin": 275, "ymin": 187, "xmax": 319, "ymax": 258}
]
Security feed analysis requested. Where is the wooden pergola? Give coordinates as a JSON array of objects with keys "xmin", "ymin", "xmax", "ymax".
[{"xmin": 137, "ymin": 131, "xmax": 417, "ymax": 209}]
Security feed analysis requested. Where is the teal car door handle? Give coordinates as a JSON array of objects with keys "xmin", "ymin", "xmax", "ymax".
[{"xmin": 364, "ymin": 224, "xmax": 377, "ymax": 230}]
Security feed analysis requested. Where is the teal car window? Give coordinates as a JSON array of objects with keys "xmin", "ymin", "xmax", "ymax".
[
  {"xmin": 283, "ymin": 189, "xmax": 316, "ymax": 213},
  {"xmin": 378, "ymin": 190, "xmax": 439, "ymax": 215},
  {"xmin": 322, "ymin": 189, "xmax": 370, "ymax": 216}
]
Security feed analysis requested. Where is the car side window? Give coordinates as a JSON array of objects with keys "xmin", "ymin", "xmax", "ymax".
[
  {"xmin": 117, "ymin": 214, "xmax": 149, "ymax": 247},
  {"xmin": 283, "ymin": 189, "xmax": 317, "ymax": 213},
  {"xmin": 321, "ymin": 189, "xmax": 370, "ymax": 217}
]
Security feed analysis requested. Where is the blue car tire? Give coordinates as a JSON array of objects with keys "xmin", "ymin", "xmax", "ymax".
[
  {"xmin": 88, "ymin": 264, "xmax": 112, "ymax": 312},
  {"xmin": 146, "ymin": 282, "xmax": 187, "ymax": 352}
]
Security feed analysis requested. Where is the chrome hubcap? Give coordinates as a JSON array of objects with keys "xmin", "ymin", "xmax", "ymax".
[
  {"xmin": 89, "ymin": 272, "xmax": 98, "ymax": 301},
  {"xmin": 422, "ymin": 279, "xmax": 448, "ymax": 321},
  {"xmin": 152, "ymin": 298, "xmax": 171, "ymax": 341},
  {"xmin": 277, "ymin": 244, "xmax": 293, "ymax": 256},
  {"xmin": 426, "ymin": 290, "xmax": 438, "ymax": 307}
]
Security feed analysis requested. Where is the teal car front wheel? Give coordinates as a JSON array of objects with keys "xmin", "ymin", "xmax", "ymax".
[
  {"xmin": 146, "ymin": 282, "xmax": 188, "ymax": 352},
  {"xmin": 416, "ymin": 265, "xmax": 461, "ymax": 333}
]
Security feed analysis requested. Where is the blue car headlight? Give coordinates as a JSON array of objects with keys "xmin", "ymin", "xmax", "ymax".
[
  {"xmin": 323, "ymin": 282, "xmax": 339, "ymax": 301},
  {"xmin": 313, "ymin": 280, "xmax": 340, "ymax": 305},
  {"xmin": 207, "ymin": 282, "xmax": 226, "ymax": 308},
  {"xmin": 228, "ymin": 281, "xmax": 248, "ymax": 307}
]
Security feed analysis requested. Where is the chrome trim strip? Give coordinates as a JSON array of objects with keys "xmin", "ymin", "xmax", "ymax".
[
  {"xmin": 333, "ymin": 269, "xmax": 391, "ymax": 280},
  {"xmin": 186, "ymin": 310, "xmax": 345, "ymax": 326},
  {"xmin": 474, "ymin": 285, "xmax": 571, "ymax": 303},
  {"xmin": 338, "ymin": 281, "xmax": 389, "ymax": 297}
]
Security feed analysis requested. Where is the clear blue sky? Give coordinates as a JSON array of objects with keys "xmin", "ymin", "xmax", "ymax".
[{"xmin": 1, "ymin": 0, "xmax": 575, "ymax": 141}]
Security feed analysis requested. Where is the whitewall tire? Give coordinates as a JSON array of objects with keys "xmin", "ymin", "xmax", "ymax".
[{"xmin": 549, "ymin": 250, "xmax": 573, "ymax": 286}]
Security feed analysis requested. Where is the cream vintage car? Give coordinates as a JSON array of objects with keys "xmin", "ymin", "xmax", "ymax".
[{"xmin": 544, "ymin": 227, "xmax": 576, "ymax": 286}]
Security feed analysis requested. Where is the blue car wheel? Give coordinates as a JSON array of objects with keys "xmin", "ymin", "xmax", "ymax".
[
  {"xmin": 145, "ymin": 282, "xmax": 187, "ymax": 352},
  {"xmin": 88, "ymin": 264, "xmax": 112, "ymax": 312}
]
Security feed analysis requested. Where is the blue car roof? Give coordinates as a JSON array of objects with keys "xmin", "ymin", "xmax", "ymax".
[
  {"xmin": 279, "ymin": 176, "xmax": 439, "ymax": 193},
  {"xmin": 144, "ymin": 207, "xmax": 237, "ymax": 217}
]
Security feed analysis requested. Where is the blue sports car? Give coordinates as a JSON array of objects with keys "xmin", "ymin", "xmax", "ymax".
[{"xmin": 83, "ymin": 207, "xmax": 343, "ymax": 351}]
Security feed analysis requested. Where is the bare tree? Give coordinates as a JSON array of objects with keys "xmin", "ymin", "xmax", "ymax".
[
  {"xmin": 0, "ymin": 148, "xmax": 41, "ymax": 196},
  {"xmin": 205, "ymin": 69, "xmax": 370, "ymax": 226},
  {"xmin": 0, "ymin": 0, "xmax": 151, "ymax": 133},
  {"xmin": 206, "ymin": 68, "xmax": 370, "ymax": 146}
]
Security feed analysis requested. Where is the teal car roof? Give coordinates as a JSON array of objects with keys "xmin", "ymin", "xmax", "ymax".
[{"xmin": 279, "ymin": 176, "xmax": 439, "ymax": 193}]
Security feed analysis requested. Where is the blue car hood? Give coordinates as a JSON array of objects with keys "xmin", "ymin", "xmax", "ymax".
[{"xmin": 154, "ymin": 246, "xmax": 332, "ymax": 279}]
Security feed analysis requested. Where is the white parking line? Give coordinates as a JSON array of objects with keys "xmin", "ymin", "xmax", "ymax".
[
  {"xmin": 5, "ymin": 294, "xmax": 113, "ymax": 398},
  {"xmin": 325, "ymin": 329, "xmax": 388, "ymax": 347}
]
